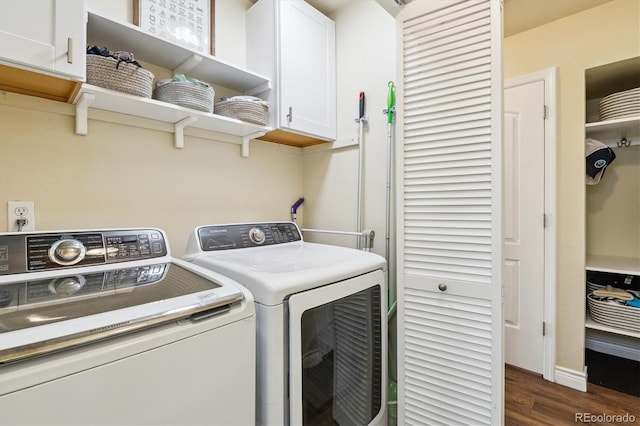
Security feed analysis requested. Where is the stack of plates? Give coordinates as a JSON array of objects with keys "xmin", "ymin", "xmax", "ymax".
[{"xmin": 599, "ymin": 87, "xmax": 640, "ymax": 121}]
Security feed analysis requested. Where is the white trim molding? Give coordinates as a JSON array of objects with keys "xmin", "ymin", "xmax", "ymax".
[{"xmin": 554, "ymin": 366, "xmax": 588, "ymax": 392}]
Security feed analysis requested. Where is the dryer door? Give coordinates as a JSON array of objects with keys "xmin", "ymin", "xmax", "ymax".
[{"xmin": 287, "ymin": 270, "xmax": 386, "ymax": 426}]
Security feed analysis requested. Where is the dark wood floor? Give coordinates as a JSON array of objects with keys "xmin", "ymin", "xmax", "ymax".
[{"xmin": 505, "ymin": 365, "xmax": 640, "ymax": 425}]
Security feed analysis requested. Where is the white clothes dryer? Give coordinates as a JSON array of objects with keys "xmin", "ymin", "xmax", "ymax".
[{"xmin": 183, "ymin": 221, "xmax": 387, "ymax": 426}]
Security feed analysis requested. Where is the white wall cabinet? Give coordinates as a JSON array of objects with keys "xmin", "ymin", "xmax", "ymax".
[
  {"xmin": 247, "ymin": 0, "xmax": 336, "ymax": 146},
  {"xmin": 0, "ymin": 0, "xmax": 85, "ymax": 80}
]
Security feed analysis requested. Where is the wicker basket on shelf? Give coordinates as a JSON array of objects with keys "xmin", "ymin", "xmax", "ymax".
[
  {"xmin": 154, "ymin": 81, "xmax": 215, "ymax": 113},
  {"xmin": 86, "ymin": 55, "xmax": 154, "ymax": 98},
  {"xmin": 215, "ymin": 97, "xmax": 269, "ymax": 125}
]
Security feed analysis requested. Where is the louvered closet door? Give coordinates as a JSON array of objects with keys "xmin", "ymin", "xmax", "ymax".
[{"xmin": 396, "ymin": 1, "xmax": 503, "ymax": 425}]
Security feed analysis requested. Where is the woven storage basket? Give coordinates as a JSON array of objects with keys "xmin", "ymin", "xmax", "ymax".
[
  {"xmin": 154, "ymin": 81, "xmax": 215, "ymax": 113},
  {"xmin": 86, "ymin": 55, "xmax": 154, "ymax": 98},
  {"xmin": 215, "ymin": 99, "xmax": 269, "ymax": 125},
  {"xmin": 587, "ymin": 292, "xmax": 640, "ymax": 332}
]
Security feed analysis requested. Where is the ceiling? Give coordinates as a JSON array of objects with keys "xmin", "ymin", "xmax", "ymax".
[{"xmin": 305, "ymin": 0, "xmax": 617, "ymax": 37}]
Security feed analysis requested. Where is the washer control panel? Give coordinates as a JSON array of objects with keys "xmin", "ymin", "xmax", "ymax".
[
  {"xmin": 197, "ymin": 222, "xmax": 302, "ymax": 251},
  {"xmin": 0, "ymin": 229, "xmax": 168, "ymax": 275}
]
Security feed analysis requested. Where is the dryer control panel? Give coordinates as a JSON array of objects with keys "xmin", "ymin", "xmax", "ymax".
[
  {"xmin": 197, "ymin": 222, "xmax": 302, "ymax": 251},
  {"xmin": 0, "ymin": 229, "xmax": 168, "ymax": 275}
]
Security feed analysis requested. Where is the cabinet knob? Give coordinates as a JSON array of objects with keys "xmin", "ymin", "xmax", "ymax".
[{"xmin": 438, "ymin": 283, "xmax": 447, "ymax": 292}]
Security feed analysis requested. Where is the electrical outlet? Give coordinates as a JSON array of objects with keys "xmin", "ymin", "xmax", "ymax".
[{"xmin": 8, "ymin": 201, "xmax": 35, "ymax": 232}]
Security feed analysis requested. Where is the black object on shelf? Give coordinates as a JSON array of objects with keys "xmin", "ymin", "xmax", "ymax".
[{"xmin": 586, "ymin": 349, "xmax": 640, "ymax": 397}]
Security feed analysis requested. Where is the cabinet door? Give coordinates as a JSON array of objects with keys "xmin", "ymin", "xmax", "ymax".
[
  {"xmin": 278, "ymin": 0, "xmax": 336, "ymax": 140},
  {"xmin": 0, "ymin": 0, "xmax": 85, "ymax": 80},
  {"xmin": 396, "ymin": 0, "xmax": 503, "ymax": 424}
]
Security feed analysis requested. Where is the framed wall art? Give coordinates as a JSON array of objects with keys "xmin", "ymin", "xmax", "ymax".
[{"xmin": 134, "ymin": 0, "xmax": 215, "ymax": 55}]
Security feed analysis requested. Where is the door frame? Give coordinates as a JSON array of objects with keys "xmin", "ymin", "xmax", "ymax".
[{"xmin": 504, "ymin": 67, "xmax": 557, "ymax": 382}]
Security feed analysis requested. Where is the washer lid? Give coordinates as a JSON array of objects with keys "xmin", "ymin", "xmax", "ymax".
[
  {"xmin": 0, "ymin": 261, "xmax": 244, "ymax": 363},
  {"xmin": 188, "ymin": 241, "xmax": 386, "ymax": 306}
]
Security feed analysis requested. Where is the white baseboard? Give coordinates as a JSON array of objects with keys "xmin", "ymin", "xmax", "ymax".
[{"xmin": 554, "ymin": 366, "xmax": 588, "ymax": 392}]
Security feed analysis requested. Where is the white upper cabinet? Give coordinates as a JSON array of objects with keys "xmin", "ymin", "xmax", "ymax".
[
  {"xmin": 247, "ymin": 0, "xmax": 336, "ymax": 145},
  {"xmin": 0, "ymin": 0, "xmax": 85, "ymax": 80}
]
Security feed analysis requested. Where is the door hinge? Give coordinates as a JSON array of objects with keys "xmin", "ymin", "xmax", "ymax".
[
  {"xmin": 543, "ymin": 105, "xmax": 548, "ymax": 119},
  {"xmin": 543, "ymin": 214, "xmax": 547, "ymax": 228},
  {"xmin": 542, "ymin": 321, "xmax": 546, "ymax": 336}
]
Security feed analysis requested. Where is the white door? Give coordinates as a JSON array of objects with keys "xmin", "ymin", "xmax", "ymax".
[
  {"xmin": 503, "ymin": 81, "xmax": 546, "ymax": 373},
  {"xmin": 396, "ymin": 0, "xmax": 503, "ymax": 424},
  {"xmin": 279, "ymin": 0, "xmax": 336, "ymax": 140}
]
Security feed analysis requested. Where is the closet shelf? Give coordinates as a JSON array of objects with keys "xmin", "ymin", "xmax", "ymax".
[
  {"xmin": 585, "ymin": 255, "xmax": 639, "ymax": 340},
  {"xmin": 72, "ymin": 84, "xmax": 271, "ymax": 154},
  {"xmin": 86, "ymin": 11, "xmax": 271, "ymax": 95},
  {"xmin": 586, "ymin": 254, "xmax": 640, "ymax": 276},
  {"xmin": 585, "ymin": 115, "xmax": 640, "ymax": 147},
  {"xmin": 78, "ymin": 11, "xmax": 275, "ymax": 156},
  {"xmin": 585, "ymin": 313, "xmax": 640, "ymax": 339}
]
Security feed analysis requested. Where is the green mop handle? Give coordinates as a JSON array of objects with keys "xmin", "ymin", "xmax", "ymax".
[{"xmin": 387, "ymin": 81, "xmax": 395, "ymax": 124}]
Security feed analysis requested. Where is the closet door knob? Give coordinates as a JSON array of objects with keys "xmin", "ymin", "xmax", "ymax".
[{"xmin": 438, "ymin": 283, "xmax": 447, "ymax": 291}]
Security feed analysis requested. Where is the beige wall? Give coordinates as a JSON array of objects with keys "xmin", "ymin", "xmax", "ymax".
[
  {"xmin": 587, "ymin": 145, "xmax": 640, "ymax": 258},
  {"xmin": 504, "ymin": 0, "xmax": 640, "ymax": 372},
  {"xmin": 0, "ymin": 93, "xmax": 303, "ymax": 254},
  {"xmin": 302, "ymin": 0, "xmax": 395, "ymax": 260}
]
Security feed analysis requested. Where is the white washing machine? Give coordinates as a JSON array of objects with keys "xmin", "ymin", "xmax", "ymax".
[
  {"xmin": 0, "ymin": 228, "xmax": 255, "ymax": 425},
  {"xmin": 183, "ymin": 221, "xmax": 388, "ymax": 426}
]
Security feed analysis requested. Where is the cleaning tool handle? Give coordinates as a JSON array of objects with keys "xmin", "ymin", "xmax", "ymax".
[
  {"xmin": 359, "ymin": 92, "xmax": 365, "ymax": 119},
  {"xmin": 387, "ymin": 81, "xmax": 395, "ymax": 124}
]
